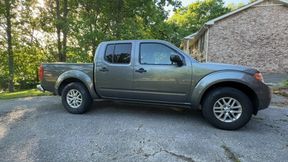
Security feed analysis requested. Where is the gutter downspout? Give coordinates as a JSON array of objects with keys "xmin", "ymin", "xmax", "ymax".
[
  {"xmin": 205, "ymin": 28, "xmax": 209, "ymax": 62},
  {"xmin": 186, "ymin": 39, "xmax": 190, "ymax": 54}
]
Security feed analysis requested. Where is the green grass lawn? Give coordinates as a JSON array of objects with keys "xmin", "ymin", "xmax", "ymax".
[
  {"xmin": 0, "ymin": 89, "xmax": 52, "ymax": 100},
  {"xmin": 272, "ymin": 80, "xmax": 288, "ymax": 98},
  {"xmin": 284, "ymin": 80, "xmax": 288, "ymax": 87}
]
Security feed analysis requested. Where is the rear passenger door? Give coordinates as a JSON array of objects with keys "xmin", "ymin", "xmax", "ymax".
[{"xmin": 95, "ymin": 43, "xmax": 134, "ymax": 99}]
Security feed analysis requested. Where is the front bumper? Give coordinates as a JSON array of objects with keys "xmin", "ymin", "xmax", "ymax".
[
  {"xmin": 256, "ymin": 83, "xmax": 272, "ymax": 110},
  {"xmin": 37, "ymin": 84, "xmax": 45, "ymax": 92}
]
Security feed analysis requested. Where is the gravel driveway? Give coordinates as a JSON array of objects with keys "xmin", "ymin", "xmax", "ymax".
[{"xmin": 0, "ymin": 96, "xmax": 287, "ymax": 162}]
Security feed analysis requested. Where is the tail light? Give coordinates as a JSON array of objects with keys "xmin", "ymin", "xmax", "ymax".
[{"xmin": 38, "ymin": 64, "xmax": 44, "ymax": 81}]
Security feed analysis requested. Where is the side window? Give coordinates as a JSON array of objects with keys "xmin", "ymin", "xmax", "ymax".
[
  {"xmin": 114, "ymin": 44, "xmax": 131, "ymax": 64},
  {"xmin": 105, "ymin": 44, "xmax": 114, "ymax": 63},
  {"xmin": 140, "ymin": 43, "xmax": 178, "ymax": 65},
  {"xmin": 104, "ymin": 43, "xmax": 131, "ymax": 64}
]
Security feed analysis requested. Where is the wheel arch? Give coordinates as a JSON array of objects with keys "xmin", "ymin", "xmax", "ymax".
[
  {"xmin": 191, "ymin": 71, "xmax": 259, "ymax": 115},
  {"xmin": 58, "ymin": 78, "xmax": 84, "ymax": 95},
  {"xmin": 200, "ymin": 81, "xmax": 259, "ymax": 115},
  {"xmin": 55, "ymin": 70, "xmax": 98, "ymax": 99}
]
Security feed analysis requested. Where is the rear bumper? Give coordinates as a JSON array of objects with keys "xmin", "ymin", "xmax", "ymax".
[{"xmin": 37, "ymin": 84, "xmax": 45, "ymax": 92}]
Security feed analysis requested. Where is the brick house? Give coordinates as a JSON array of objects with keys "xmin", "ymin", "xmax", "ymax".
[{"xmin": 183, "ymin": 0, "xmax": 288, "ymax": 73}]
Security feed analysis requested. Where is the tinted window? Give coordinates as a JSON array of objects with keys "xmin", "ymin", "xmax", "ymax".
[
  {"xmin": 114, "ymin": 44, "xmax": 131, "ymax": 64},
  {"xmin": 105, "ymin": 44, "xmax": 114, "ymax": 63},
  {"xmin": 104, "ymin": 43, "xmax": 131, "ymax": 64},
  {"xmin": 140, "ymin": 43, "xmax": 177, "ymax": 65}
]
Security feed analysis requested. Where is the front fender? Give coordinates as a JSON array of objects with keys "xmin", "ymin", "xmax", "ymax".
[
  {"xmin": 190, "ymin": 71, "xmax": 258, "ymax": 107},
  {"xmin": 55, "ymin": 70, "xmax": 98, "ymax": 98}
]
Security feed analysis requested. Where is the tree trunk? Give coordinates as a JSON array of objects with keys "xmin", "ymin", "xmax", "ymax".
[
  {"xmin": 4, "ymin": 0, "xmax": 14, "ymax": 92},
  {"xmin": 115, "ymin": 0, "xmax": 123, "ymax": 39},
  {"xmin": 62, "ymin": 0, "xmax": 68, "ymax": 62},
  {"xmin": 92, "ymin": 44, "xmax": 96, "ymax": 58},
  {"xmin": 88, "ymin": 22, "xmax": 97, "ymax": 58},
  {"xmin": 56, "ymin": 0, "xmax": 62, "ymax": 62}
]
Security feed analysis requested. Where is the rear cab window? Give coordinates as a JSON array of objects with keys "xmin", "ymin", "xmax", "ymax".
[{"xmin": 104, "ymin": 43, "xmax": 132, "ymax": 64}]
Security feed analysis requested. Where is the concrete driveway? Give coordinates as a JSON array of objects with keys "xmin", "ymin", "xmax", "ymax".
[{"xmin": 0, "ymin": 96, "xmax": 287, "ymax": 162}]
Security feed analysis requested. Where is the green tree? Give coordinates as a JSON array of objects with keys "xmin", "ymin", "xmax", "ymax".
[
  {"xmin": 68, "ymin": 0, "xmax": 181, "ymax": 59},
  {"xmin": 38, "ymin": 0, "xmax": 75, "ymax": 62},
  {"xmin": 227, "ymin": 2, "xmax": 245, "ymax": 10},
  {"xmin": 56, "ymin": 0, "xmax": 69, "ymax": 62},
  {"xmin": 1, "ymin": 0, "xmax": 16, "ymax": 92},
  {"xmin": 0, "ymin": 0, "xmax": 47, "ymax": 90},
  {"xmin": 167, "ymin": 0, "xmax": 231, "ymax": 46}
]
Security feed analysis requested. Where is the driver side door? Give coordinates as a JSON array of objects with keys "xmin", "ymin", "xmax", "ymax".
[{"xmin": 132, "ymin": 42, "xmax": 192, "ymax": 103}]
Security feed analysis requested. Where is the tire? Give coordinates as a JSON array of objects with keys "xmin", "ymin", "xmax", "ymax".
[
  {"xmin": 202, "ymin": 87, "xmax": 253, "ymax": 130},
  {"xmin": 61, "ymin": 82, "xmax": 92, "ymax": 114}
]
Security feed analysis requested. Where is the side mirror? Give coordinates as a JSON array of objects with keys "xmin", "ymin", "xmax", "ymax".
[{"xmin": 170, "ymin": 54, "xmax": 183, "ymax": 66}]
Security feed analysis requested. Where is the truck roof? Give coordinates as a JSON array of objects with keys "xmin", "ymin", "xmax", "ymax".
[{"xmin": 100, "ymin": 39, "xmax": 170, "ymax": 44}]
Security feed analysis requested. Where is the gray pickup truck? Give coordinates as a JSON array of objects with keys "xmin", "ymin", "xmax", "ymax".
[{"xmin": 37, "ymin": 40, "xmax": 271, "ymax": 130}]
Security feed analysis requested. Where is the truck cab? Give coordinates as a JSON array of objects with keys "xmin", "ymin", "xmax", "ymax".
[{"xmin": 94, "ymin": 40, "xmax": 194, "ymax": 104}]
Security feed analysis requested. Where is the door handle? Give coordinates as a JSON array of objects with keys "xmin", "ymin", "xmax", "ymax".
[
  {"xmin": 99, "ymin": 67, "xmax": 109, "ymax": 72},
  {"xmin": 135, "ymin": 68, "xmax": 147, "ymax": 73}
]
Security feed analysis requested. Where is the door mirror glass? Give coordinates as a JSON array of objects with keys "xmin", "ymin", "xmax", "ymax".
[{"xmin": 170, "ymin": 55, "xmax": 183, "ymax": 66}]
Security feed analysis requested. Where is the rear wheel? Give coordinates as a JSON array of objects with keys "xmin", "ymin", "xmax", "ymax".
[
  {"xmin": 202, "ymin": 87, "xmax": 253, "ymax": 130},
  {"xmin": 61, "ymin": 82, "xmax": 92, "ymax": 114}
]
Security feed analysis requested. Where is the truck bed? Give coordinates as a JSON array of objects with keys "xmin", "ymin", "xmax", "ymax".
[{"xmin": 41, "ymin": 63, "xmax": 93, "ymax": 94}]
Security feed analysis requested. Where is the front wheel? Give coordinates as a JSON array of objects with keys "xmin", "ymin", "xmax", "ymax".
[
  {"xmin": 202, "ymin": 87, "xmax": 253, "ymax": 130},
  {"xmin": 61, "ymin": 82, "xmax": 92, "ymax": 114}
]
